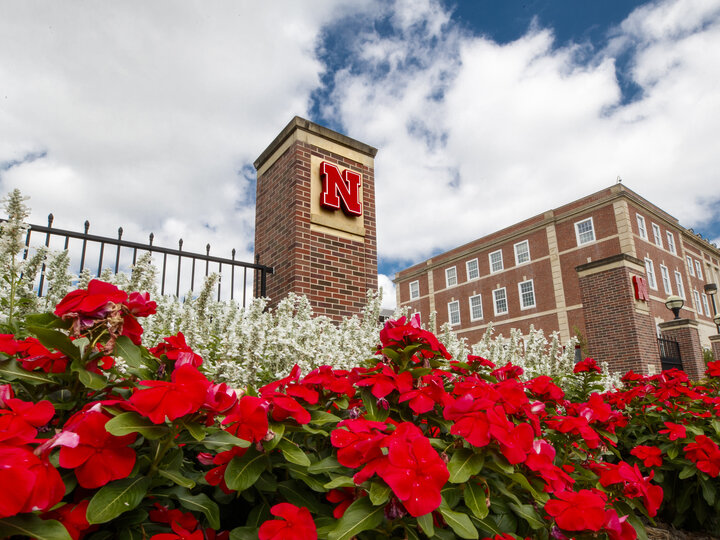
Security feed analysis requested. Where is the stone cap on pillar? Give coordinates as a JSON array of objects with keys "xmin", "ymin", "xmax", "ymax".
[
  {"xmin": 576, "ymin": 253, "xmax": 645, "ymax": 277},
  {"xmin": 254, "ymin": 116, "xmax": 378, "ymax": 173},
  {"xmin": 658, "ymin": 318, "xmax": 700, "ymax": 331}
]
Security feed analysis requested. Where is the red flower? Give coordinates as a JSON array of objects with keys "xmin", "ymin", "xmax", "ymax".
[
  {"xmin": 150, "ymin": 522, "xmax": 204, "ymax": 540},
  {"xmin": 491, "ymin": 362, "xmax": 524, "ymax": 381},
  {"xmin": 706, "ymin": 361, "xmax": 720, "ymax": 378},
  {"xmin": 0, "ymin": 397, "xmax": 55, "ymax": 445},
  {"xmin": 265, "ymin": 393, "xmax": 311, "ymax": 425},
  {"xmin": 55, "ymin": 280, "xmax": 127, "ymax": 329},
  {"xmin": 685, "ymin": 435, "xmax": 720, "ymax": 477},
  {"xmin": 301, "ymin": 366, "xmax": 356, "ymax": 398},
  {"xmin": 149, "ymin": 503, "xmax": 199, "ymax": 531},
  {"xmin": 398, "ymin": 373, "xmax": 448, "ymax": 414},
  {"xmin": 630, "ymin": 445, "xmax": 663, "ymax": 468},
  {"xmin": 525, "ymin": 375, "xmax": 564, "ymax": 402},
  {"xmin": 222, "ymin": 395, "xmax": 269, "ymax": 443},
  {"xmin": 0, "ymin": 445, "xmax": 65, "ymax": 517},
  {"xmin": 355, "ymin": 364, "xmax": 413, "ymax": 399},
  {"xmin": 545, "ymin": 489, "xmax": 607, "ymax": 531},
  {"xmin": 150, "ymin": 332, "xmax": 203, "ymax": 368},
  {"xmin": 379, "ymin": 315, "xmax": 451, "ymax": 360},
  {"xmin": 331, "ymin": 418, "xmax": 389, "ymax": 470},
  {"xmin": 376, "ymin": 422, "xmax": 449, "ymax": 517},
  {"xmin": 204, "ymin": 446, "xmax": 248, "ymax": 494},
  {"xmin": 43, "ymin": 500, "xmax": 95, "ymax": 540},
  {"xmin": 14, "ymin": 337, "xmax": 69, "ymax": 373},
  {"xmin": 326, "ymin": 488, "xmax": 358, "ymax": 518},
  {"xmin": 59, "ymin": 408, "xmax": 137, "ymax": 489},
  {"xmin": 658, "ymin": 421, "xmax": 686, "ymax": 441},
  {"xmin": 574, "ymin": 358, "xmax": 601, "ymax": 374},
  {"xmin": 258, "ymin": 503, "xmax": 317, "ymax": 540},
  {"xmin": 592, "ymin": 462, "xmax": 663, "ymax": 517},
  {"xmin": 130, "ymin": 364, "xmax": 211, "ymax": 423}
]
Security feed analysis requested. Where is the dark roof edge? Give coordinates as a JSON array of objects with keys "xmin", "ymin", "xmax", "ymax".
[{"xmin": 254, "ymin": 116, "xmax": 378, "ymax": 170}]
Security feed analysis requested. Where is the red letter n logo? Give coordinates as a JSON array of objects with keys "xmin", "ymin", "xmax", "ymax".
[
  {"xmin": 632, "ymin": 275, "xmax": 649, "ymax": 302},
  {"xmin": 319, "ymin": 162, "xmax": 363, "ymax": 217}
]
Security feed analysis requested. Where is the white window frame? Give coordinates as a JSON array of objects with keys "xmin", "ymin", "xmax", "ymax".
[
  {"xmin": 695, "ymin": 260, "xmax": 703, "ymax": 280},
  {"xmin": 687, "ymin": 256, "xmax": 695, "ymax": 276},
  {"xmin": 574, "ymin": 217, "xmax": 595, "ymax": 245},
  {"xmin": 466, "ymin": 258, "xmax": 479, "ymax": 281},
  {"xmin": 674, "ymin": 271, "xmax": 686, "ymax": 299},
  {"xmin": 493, "ymin": 287, "xmax": 508, "ymax": 316},
  {"xmin": 518, "ymin": 279, "xmax": 536, "ymax": 310},
  {"xmin": 651, "ymin": 223, "xmax": 663, "ymax": 247},
  {"xmin": 513, "ymin": 240, "xmax": 530, "ymax": 266},
  {"xmin": 693, "ymin": 289, "xmax": 702, "ymax": 313},
  {"xmin": 644, "ymin": 258, "xmax": 657, "ymax": 290},
  {"xmin": 489, "ymin": 250, "xmax": 503, "ymax": 273},
  {"xmin": 666, "ymin": 232, "xmax": 676, "ymax": 255},
  {"xmin": 409, "ymin": 280, "xmax": 420, "ymax": 300},
  {"xmin": 636, "ymin": 214, "xmax": 647, "ymax": 239},
  {"xmin": 448, "ymin": 300, "xmax": 460, "ymax": 326},
  {"xmin": 469, "ymin": 294, "xmax": 483, "ymax": 322},
  {"xmin": 445, "ymin": 266, "xmax": 457, "ymax": 288},
  {"xmin": 660, "ymin": 264, "xmax": 672, "ymax": 294},
  {"xmin": 702, "ymin": 293, "xmax": 711, "ymax": 317}
]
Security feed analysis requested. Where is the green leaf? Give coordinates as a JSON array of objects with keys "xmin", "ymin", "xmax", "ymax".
[
  {"xmin": 180, "ymin": 420, "xmax": 206, "ymax": 441},
  {"xmin": 310, "ymin": 410, "xmax": 342, "ymax": 425},
  {"xmin": 417, "ymin": 512, "xmax": 435, "ymax": 537},
  {"xmin": 667, "ymin": 445, "xmax": 679, "ymax": 460},
  {"xmin": 86, "ymin": 476, "xmax": 151, "ymax": 524},
  {"xmin": 230, "ymin": 526, "xmax": 260, "ymax": 540},
  {"xmin": 28, "ymin": 326, "xmax": 80, "ymax": 360},
  {"xmin": 0, "ymin": 359, "xmax": 55, "ymax": 385},
  {"xmin": 225, "ymin": 447, "xmax": 267, "ymax": 492},
  {"xmin": 448, "ymin": 448, "xmax": 484, "ymax": 483},
  {"xmin": 360, "ymin": 387, "xmax": 389, "ymax": 422},
  {"xmin": 286, "ymin": 463, "xmax": 327, "ymax": 492},
  {"xmin": 117, "ymin": 527, "xmax": 144, "ymax": 540},
  {"xmin": 167, "ymin": 486, "xmax": 221, "ymax": 529},
  {"xmin": 438, "ymin": 506, "xmax": 479, "ymax": 539},
  {"xmin": 158, "ymin": 468, "xmax": 196, "ymax": 489},
  {"xmin": 277, "ymin": 481, "xmax": 326, "ymax": 514},
  {"xmin": 509, "ymin": 502, "xmax": 545, "ymax": 530},
  {"xmin": 105, "ymin": 411, "xmax": 169, "ymax": 440},
  {"xmin": 679, "ymin": 465, "xmax": 696, "ymax": 479},
  {"xmin": 324, "ymin": 475, "xmax": 357, "ymax": 490},
  {"xmin": 73, "ymin": 361, "xmax": 107, "ymax": 390},
  {"xmin": 199, "ymin": 430, "xmax": 251, "ymax": 450},
  {"xmin": 278, "ymin": 439, "xmax": 311, "ymax": 467},
  {"xmin": 700, "ymin": 475, "xmax": 716, "ymax": 506},
  {"xmin": 464, "ymin": 482, "xmax": 489, "ymax": 519},
  {"xmin": 307, "ymin": 455, "xmax": 343, "ymax": 474},
  {"xmin": 25, "ymin": 312, "xmax": 66, "ymax": 329},
  {"xmin": 328, "ymin": 497, "xmax": 384, "ymax": 540},
  {"xmin": 0, "ymin": 515, "xmax": 72, "ymax": 540},
  {"xmin": 114, "ymin": 335, "xmax": 144, "ymax": 368},
  {"xmin": 369, "ymin": 480, "xmax": 391, "ymax": 505},
  {"xmin": 264, "ymin": 422, "xmax": 285, "ymax": 451}
]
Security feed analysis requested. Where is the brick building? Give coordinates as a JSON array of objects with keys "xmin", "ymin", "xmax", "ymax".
[
  {"xmin": 394, "ymin": 184, "xmax": 720, "ymax": 376},
  {"xmin": 254, "ymin": 117, "xmax": 378, "ymax": 321}
]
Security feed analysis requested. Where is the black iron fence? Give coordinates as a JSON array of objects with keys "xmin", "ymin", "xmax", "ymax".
[
  {"xmin": 10, "ymin": 214, "xmax": 273, "ymax": 306},
  {"xmin": 658, "ymin": 337, "xmax": 683, "ymax": 371}
]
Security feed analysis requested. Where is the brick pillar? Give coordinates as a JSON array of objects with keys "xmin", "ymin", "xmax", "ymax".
[
  {"xmin": 658, "ymin": 319, "xmax": 705, "ymax": 379},
  {"xmin": 708, "ymin": 335, "xmax": 720, "ymax": 363},
  {"xmin": 577, "ymin": 254, "xmax": 661, "ymax": 375},
  {"xmin": 254, "ymin": 117, "xmax": 378, "ymax": 321}
]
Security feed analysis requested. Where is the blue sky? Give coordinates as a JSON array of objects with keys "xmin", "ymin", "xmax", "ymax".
[{"xmin": 1, "ymin": 0, "xmax": 719, "ymax": 308}]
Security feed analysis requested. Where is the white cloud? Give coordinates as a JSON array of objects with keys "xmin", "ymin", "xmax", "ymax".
[
  {"xmin": 329, "ymin": 0, "xmax": 720, "ymax": 268},
  {"xmin": 377, "ymin": 274, "xmax": 397, "ymax": 310}
]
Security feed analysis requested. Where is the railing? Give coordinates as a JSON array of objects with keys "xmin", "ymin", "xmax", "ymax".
[
  {"xmin": 11, "ymin": 214, "xmax": 273, "ymax": 306},
  {"xmin": 658, "ymin": 337, "xmax": 683, "ymax": 371}
]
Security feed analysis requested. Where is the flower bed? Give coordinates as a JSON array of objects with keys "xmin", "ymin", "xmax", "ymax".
[{"xmin": 1, "ymin": 280, "xmax": 719, "ymax": 539}]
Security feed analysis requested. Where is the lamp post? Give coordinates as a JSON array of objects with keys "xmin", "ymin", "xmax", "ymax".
[
  {"xmin": 705, "ymin": 283, "xmax": 719, "ymax": 332},
  {"xmin": 665, "ymin": 295, "xmax": 684, "ymax": 320}
]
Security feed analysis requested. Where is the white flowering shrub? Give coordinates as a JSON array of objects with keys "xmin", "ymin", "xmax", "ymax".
[{"xmin": 1, "ymin": 189, "xmax": 622, "ymax": 391}]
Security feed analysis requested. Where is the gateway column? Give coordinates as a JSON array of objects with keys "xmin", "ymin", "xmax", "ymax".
[{"xmin": 254, "ymin": 117, "xmax": 378, "ymax": 321}]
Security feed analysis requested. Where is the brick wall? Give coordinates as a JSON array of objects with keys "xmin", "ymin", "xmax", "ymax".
[
  {"xmin": 577, "ymin": 254, "xmax": 661, "ymax": 375},
  {"xmin": 254, "ymin": 117, "xmax": 377, "ymax": 321},
  {"xmin": 658, "ymin": 319, "xmax": 705, "ymax": 380}
]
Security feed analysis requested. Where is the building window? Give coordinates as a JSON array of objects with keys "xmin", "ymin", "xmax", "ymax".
[
  {"xmin": 637, "ymin": 214, "xmax": 647, "ymax": 239},
  {"xmin": 409, "ymin": 280, "xmax": 420, "ymax": 300},
  {"xmin": 493, "ymin": 288, "xmax": 508, "ymax": 316},
  {"xmin": 660, "ymin": 264, "xmax": 672, "ymax": 294},
  {"xmin": 514, "ymin": 240, "xmax": 530, "ymax": 265},
  {"xmin": 695, "ymin": 260, "xmax": 703, "ymax": 280},
  {"xmin": 666, "ymin": 232, "xmax": 676, "ymax": 254},
  {"xmin": 674, "ymin": 271, "xmax": 686, "ymax": 299},
  {"xmin": 466, "ymin": 258, "xmax": 479, "ymax": 280},
  {"xmin": 445, "ymin": 266, "xmax": 457, "ymax": 287},
  {"xmin": 469, "ymin": 294, "xmax": 483, "ymax": 321},
  {"xmin": 687, "ymin": 255, "xmax": 695, "ymax": 276},
  {"xmin": 651, "ymin": 223, "xmax": 663, "ymax": 248},
  {"xmin": 448, "ymin": 300, "xmax": 460, "ymax": 326},
  {"xmin": 702, "ymin": 293, "xmax": 711, "ymax": 317},
  {"xmin": 693, "ymin": 289, "xmax": 702, "ymax": 313},
  {"xmin": 518, "ymin": 280, "xmax": 536, "ymax": 309},
  {"xmin": 489, "ymin": 250, "xmax": 503, "ymax": 273},
  {"xmin": 574, "ymin": 218, "xmax": 595, "ymax": 245},
  {"xmin": 644, "ymin": 258, "xmax": 657, "ymax": 290}
]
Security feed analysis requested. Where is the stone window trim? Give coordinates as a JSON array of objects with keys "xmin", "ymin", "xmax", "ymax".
[
  {"xmin": 489, "ymin": 249, "xmax": 503, "ymax": 273},
  {"xmin": 514, "ymin": 240, "xmax": 531, "ymax": 266},
  {"xmin": 445, "ymin": 266, "xmax": 458, "ymax": 288},
  {"xmin": 469, "ymin": 294, "xmax": 483, "ymax": 321},
  {"xmin": 644, "ymin": 258, "xmax": 658, "ymax": 291},
  {"xmin": 695, "ymin": 260, "xmax": 703, "ymax": 281},
  {"xmin": 409, "ymin": 280, "xmax": 420, "ymax": 300},
  {"xmin": 651, "ymin": 223, "xmax": 663, "ymax": 248},
  {"xmin": 666, "ymin": 231, "xmax": 676, "ymax": 254},
  {"xmin": 660, "ymin": 264, "xmax": 672, "ymax": 295},
  {"xmin": 574, "ymin": 217, "xmax": 595, "ymax": 245},
  {"xmin": 466, "ymin": 258, "xmax": 480, "ymax": 281},
  {"xmin": 687, "ymin": 255, "xmax": 695, "ymax": 276},
  {"xmin": 493, "ymin": 287, "xmax": 508, "ymax": 316},
  {"xmin": 448, "ymin": 300, "xmax": 461, "ymax": 326},
  {"xmin": 674, "ymin": 270, "xmax": 686, "ymax": 299},
  {"xmin": 518, "ymin": 279, "xmax": 536, "ymax": 310},
  {"xmin": 636, "ymin": 214, "xmax": 647, "ymax": 240}
]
